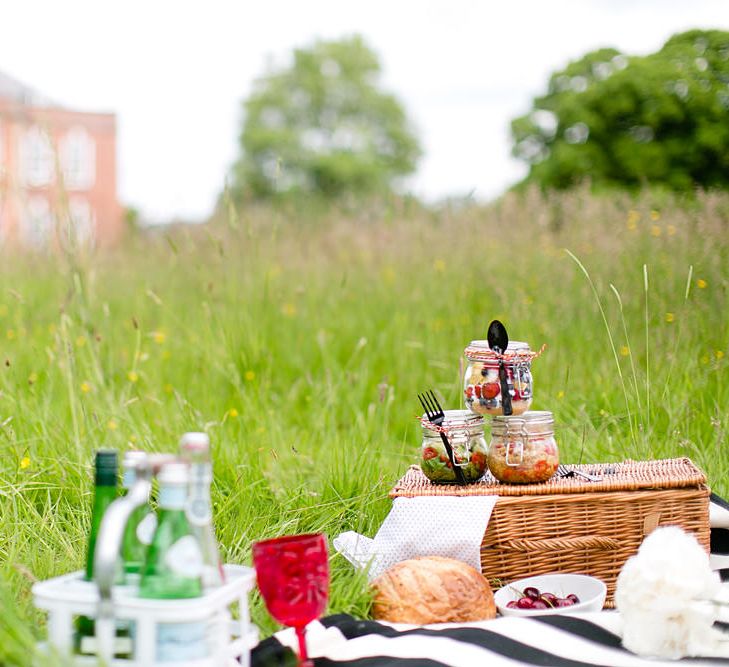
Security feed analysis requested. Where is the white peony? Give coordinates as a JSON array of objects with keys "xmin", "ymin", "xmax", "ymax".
[{"xmin": 615, "ymin": 526, "xmax": 726, "ymax": 659}]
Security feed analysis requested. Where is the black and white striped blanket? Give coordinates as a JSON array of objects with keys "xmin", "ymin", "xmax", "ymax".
[{"xmin": 251, "ymin": 494, "xmax": 729, "ymax": 666}]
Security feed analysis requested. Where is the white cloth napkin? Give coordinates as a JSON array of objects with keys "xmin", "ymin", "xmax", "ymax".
[{"xmin": 333, "ymin": 495, "xmax": 498, "ymax": 581}]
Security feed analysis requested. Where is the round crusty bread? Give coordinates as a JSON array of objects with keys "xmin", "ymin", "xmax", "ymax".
[{"xmin": 371, "ymin": 556, "xmax": 496, "ymax": 624}]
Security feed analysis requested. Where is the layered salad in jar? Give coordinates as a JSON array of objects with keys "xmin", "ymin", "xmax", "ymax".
[
  {"xmin": 420, "ymin": 410, "xmax": 488, "ymax": 483},
  {"xmin": 487, "ymin": 411, "xmax": 559, "ymax": 484},
  {"xmin": 463, "ymin": 340, "xmax": 534, "ymax": 416}
]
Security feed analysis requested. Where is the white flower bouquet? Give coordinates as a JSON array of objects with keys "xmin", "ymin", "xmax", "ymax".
[{"xmin": 615, "ymin": 526, "xmax": 729, "ymax": 659}]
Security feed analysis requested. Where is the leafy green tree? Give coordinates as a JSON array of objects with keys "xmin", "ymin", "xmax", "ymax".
[
  {"xmin": 231, "ymin": 35, "xmax": 421, "ymax": 200},
  {"xmin": 511, "ymin": 30, "xmax": 729, "ymax": 191}
]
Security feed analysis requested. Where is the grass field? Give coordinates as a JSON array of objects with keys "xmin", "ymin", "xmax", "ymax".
[{"xmin": 0, "ymin": 187, "xmax": 727, "ymax": 664}]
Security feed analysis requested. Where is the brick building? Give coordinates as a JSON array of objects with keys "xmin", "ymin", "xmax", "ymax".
[{"xmin": 0, "ymin": 70, "xmax": 122, "ymax": 250}]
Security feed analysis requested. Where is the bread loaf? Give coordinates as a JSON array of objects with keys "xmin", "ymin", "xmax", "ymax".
[{"xmin": 372, "ymin": 556, "xmax": 496, "ymax": 623}]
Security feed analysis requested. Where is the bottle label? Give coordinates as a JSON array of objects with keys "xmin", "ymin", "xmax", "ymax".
[
  {"xmin": 185, "ymin": 497, "xmax": 212, "ymax": 527},
  {"xmin": 156, "ymin": 622, "xmax": 207, "ymax": 661},
  {"xmin": 164, "ymin": 535, "xmax": 204, "ymax": 579},
  {"xmin": 136, "ymin": 513, "xmax": 157, "ymax": 545},
  {"xmin": 79, "ymin": 635, "xmax": 134, "ymax": 656}
]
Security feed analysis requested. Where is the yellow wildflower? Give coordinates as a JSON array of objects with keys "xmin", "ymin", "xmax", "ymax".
[
  {"xmin": 107, "ymin": 420, "xmax": 118, "ymax": 430},
  {"xmin": 626, "ymin": 210, "xmax": 640, "ymax": 227},
  {"xmin": 717, "ymin": 350, "xmax": 725, "ymax": 360},
  {"xmin": 697, "ymin": 279, "xmax": 707, "ymax": 289},
  {"xmin": 433, "ymin": 259, "xmax": 446, "ymax": 273},
  {"xmin": 20, "ymin": 456, "xmax": 30, "ymax": 469},
  {"xmin": 667, "ymin": 225, "xmax": 677, "ymax": 236},
  {"xmin": 665, "ymin": 312, "xmax": 675, "ymax": 323},
  {"xmin": 81, "ymin": 381, "xmax": 91, "ymax": 393},
  {"xmin": 244, "ymin": 370, "xmax": 256, "ymax": 381},
  {"xmin": 76, "ymin": 335, "xmax": 87, "ymax": 348},
  {"xmin": 153, "ymin": 331, "xmax": 166, "ymax": 344},
  {"xmin": 620, "ymin": 346, "xmax": 630, "ymax": 357},
  {"xmin": 130, "ymin": 435, "xmax": 138, "ymax": 443},
  {"xmin": 6, "ymin": 329, "xmax": 15, "ymax": 340},
  {"xmin": 127, "ymin": 371, "xmax": 139, "ymax": 383},
  {"xmin": 228, "ymin": 408, "xmax": 239, "ymax": 418},
  {"xmin": 650, "ymin": 225, "xmax": 662, "ymax": 237},
  {"xmin": 281, "ymin": 303, "xmax": 297, "ymax": 318},
  {"xmin": 28, "ymin": 372, "xmax": 38, "ymax": 385},
  {"xmin": 650, "ymin": 210, "xmax": 660, "ymax": 221},
  {"xmin": 557, "ymin": 390, "xmax": 565, "ymax": 399}
]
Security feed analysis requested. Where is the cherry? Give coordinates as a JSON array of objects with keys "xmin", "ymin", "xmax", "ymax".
[
  {"xmin": 523, "ymin": 586, "xmax": 540, "ymax": 600},
  {"xmin": 507, "ymin": 588, "xmax": 581, "ymax": 612},
  {"xmin": 540, "ymin": 592, "xmax": 558, "ymax": 606}
]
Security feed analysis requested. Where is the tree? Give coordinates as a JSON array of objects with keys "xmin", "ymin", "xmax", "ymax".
[
  {"xmin": 511, "ymin": 30, "xmax": 729, "ymax": 191},
  {"xmin": 231, "ymin": 35, "xmax": 422, "ymax": 200}
]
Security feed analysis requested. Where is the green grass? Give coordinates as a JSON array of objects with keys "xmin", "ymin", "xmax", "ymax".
[{"xmin": 0, "ymin": 186, "xmax": 727, "ymax": 663}]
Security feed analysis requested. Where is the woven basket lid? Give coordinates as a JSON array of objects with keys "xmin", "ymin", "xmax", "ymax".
[{"xmin": 390, "ymin": 457, "xmax": 707, "ymax": 498}]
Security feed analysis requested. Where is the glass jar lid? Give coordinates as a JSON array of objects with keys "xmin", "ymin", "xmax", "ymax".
[
  {"xmin": 464, "ymin": 340, "xmax": 535, "ymax": 361},
  {"xmin": 421, "ymin": 409, "xmax": 484, "ymax": 436},
  {"xmin": 491, "ymin": 410, "xmax": 554, "ymax": 437}
]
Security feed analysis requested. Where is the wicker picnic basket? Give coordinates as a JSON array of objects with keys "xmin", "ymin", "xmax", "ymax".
[{"xmin": 390, "ymin": 457, "xmax": 710, "ymax": 607}]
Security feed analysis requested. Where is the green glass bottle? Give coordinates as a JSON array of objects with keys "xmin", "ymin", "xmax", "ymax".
[
  {"xmin": 76, "ymin": 449, "xmax": 119, "ymax": 653},
  {"xmin": 140, "ymin": 461, "xmax": 206, "ymax": 661},
  {"xmin": 121, "ymin": 451, "xmax": 155, "ymax": 585},
  {"xmin": 85, "ymin": 450, "xmax": 119, "ymax": 580}
]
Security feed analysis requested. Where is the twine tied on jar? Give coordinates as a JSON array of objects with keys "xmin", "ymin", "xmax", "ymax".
[{"xmin": 463, "ymin": 342, "xmax": 547, "ymax": 363}]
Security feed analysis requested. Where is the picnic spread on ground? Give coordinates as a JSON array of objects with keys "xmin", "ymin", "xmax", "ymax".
[{"xmin": 30, "ymin": 320, "xmax": 729, "ymax": 666}]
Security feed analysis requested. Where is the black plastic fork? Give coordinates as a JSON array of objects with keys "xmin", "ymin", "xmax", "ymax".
[{"xmin": 418, "ymin": 390, "xmax": 467, "ymax": 486}]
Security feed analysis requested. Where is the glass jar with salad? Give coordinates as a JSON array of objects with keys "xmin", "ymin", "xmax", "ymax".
[
  {"xmin": 420, "ymin": 410, "xmax": 488, "ymax": 484},
  {"xmin": 463, "ymin": 340, "xmax": 535, "ymax": 416},
  {"xmin": 487, "ymin": 411, "xmax": 558, "ymax": 484}
]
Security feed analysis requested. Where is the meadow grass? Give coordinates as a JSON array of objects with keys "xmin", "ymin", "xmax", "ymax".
[{"xmin": 0, "ymin": 187, "xmax": 727, "ymax": 663}]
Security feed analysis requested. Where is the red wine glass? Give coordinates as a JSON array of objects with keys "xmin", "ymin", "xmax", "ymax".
[{"xmin": 253, "ymin": 532, "xmax": 329, "ymax": 667}]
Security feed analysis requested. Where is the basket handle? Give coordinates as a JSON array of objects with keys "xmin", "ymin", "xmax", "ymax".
[{"xmin": 499, "ymin": 535, "xmax": 621, "ymax": 552}]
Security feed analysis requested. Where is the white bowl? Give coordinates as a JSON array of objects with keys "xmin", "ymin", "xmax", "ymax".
[{"xmin": 494, "ymin": 573, "xmax": 607, "ymax": 617}]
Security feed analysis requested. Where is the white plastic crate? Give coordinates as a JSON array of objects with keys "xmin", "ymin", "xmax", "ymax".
[{"xmin": 32, "ymin": 564, "xmax": 257, "ymax": 667}]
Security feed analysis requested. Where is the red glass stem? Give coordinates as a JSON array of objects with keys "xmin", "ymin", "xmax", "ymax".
[{"xmin": 295, "ymin": 624, "xmax": 309, "ymax": 664}]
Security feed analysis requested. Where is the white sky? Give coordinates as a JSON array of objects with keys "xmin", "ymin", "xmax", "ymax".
[{"xmin": 1, "ymin": 0, "xmax": 728, "ymax": 223}]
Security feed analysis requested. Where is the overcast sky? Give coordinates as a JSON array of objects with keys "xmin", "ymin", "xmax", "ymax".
[{"xmin": 1, "ymin": 1, "xmax": 728, "ymax": 223}]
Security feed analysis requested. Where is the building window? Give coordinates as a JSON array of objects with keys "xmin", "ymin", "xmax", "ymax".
[
  {"xmin": 60, "ymin": 126, "xmax": 95, "ymax": 191},
  {"xmin": 67, "ymin": 197, "xmax": 95, "ymax": 246},
  {"xmin": 20, "ymin": 126, "xmax": 54, "ymax": 187},
  {"xmin": 21, "ymin": 196, "xmax": 54, "ymax": 249}
]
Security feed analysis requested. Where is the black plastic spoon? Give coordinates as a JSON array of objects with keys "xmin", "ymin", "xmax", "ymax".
[{"xmin": 487, "ymin": 319, "xmax": 512, "ymax": 416}]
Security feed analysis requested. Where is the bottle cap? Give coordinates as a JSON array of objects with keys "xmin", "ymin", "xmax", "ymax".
[
  {"xmin": 122, "ymin": 450, "xmax": 148, "ymax": 470},
  {"xmin": 95, "ymin": 449, "xmax": 118, "ymax": 485},
  {"xmin": 158, "ymin": 461, "xmax": 190, "ymax": 486},
  {"xmin": 179, "ymin": 432, "xmax": 210, "ymax": 452}
]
